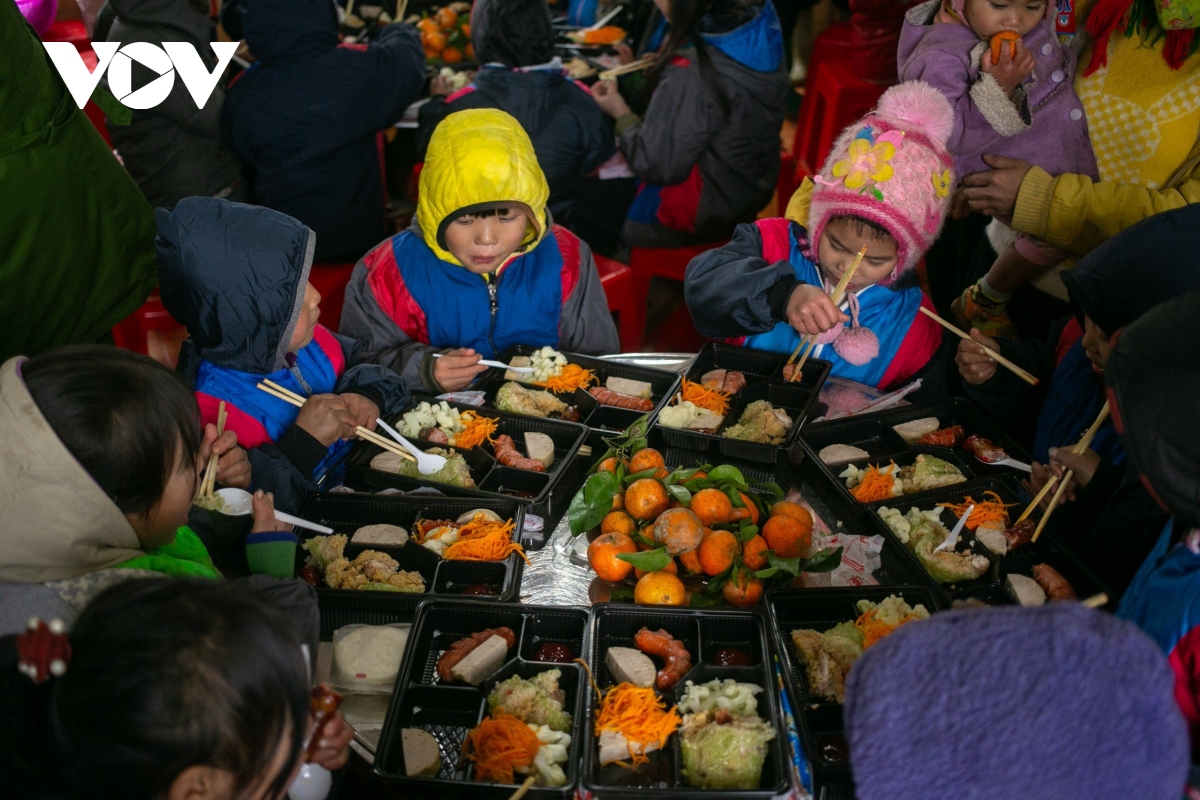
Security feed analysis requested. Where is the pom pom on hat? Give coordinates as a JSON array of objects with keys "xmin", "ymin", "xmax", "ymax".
[{"xmin": 874, "ymin": 82, "xmax": 955, "ymax": 146}]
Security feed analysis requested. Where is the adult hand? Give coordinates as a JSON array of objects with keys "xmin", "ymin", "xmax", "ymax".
[
  {"xmin": 433, "ymin": 348, "xmax": 488, "ymax": 392},
  {"xmin": 592, "ymin": 80, "xmax": 632, "ymax": 119},
  {"xmin": 614, "ymin": 42, "xmax": 635, "ymax": 65},
  {"xmin": 340, "ymin": 393, "xmax": 381, "ymax": 433},
  {"xmin": 429, "ymin": 74, "xmax": 455, "ymax": 97},
  {"xmin": 786, "ymin": 284, "xmax": 849, "ymax": 337},
  {"xmin": 960, "ymin": 155, "xmax": 1033, "ymax": 225},
  {"xmin": 981, "ymin": 39, "xmax": 1035, "ymax": 95},
  {"xmin": 1049, "ymin": 446, "xmax": 1102, "ymax": 494},
  {"xmin": 294, "ymin": 394, "xmax": 356, "ymax": 446},
  {"xmin": 200, "ymin": 425, "xmax": 252, "ymax": 490},
  {"xmin": 250, "ymin": 490, "xmax": 292, "ymax": 534},
  {"xmin": 950, "ymin": 187, "xmax": 971, "ymax": 220},
  {"xmin": 309, "ymin": 710, "xmax": 355, "ymax": 771},
  {"xmin": 955, "ymin": 328, "xmax": 1001, "ymax": 385},
  {"xmin": 1029, "ymin": 460, "xmax": 1053, "ymax": 505}
]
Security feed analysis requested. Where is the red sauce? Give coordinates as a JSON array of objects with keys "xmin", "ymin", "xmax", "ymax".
[
  {"xmin": 298, "ymin": 564, "xmax": 321, "ymax": 587},
  {"xmin": 711, "ymin": 648, "xmax": 752, "ymax": 666},
  {"xmin": 533, "ymin": 642, "xmax": 574, "ymax": 663},
  {"xmin": 461, "ymin": 583, "xmax": 498, "ymax": 596}
]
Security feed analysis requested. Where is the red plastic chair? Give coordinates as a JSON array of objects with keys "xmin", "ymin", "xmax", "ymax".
[
  {"xmin": 595, "ymin": 255, "xmax": 643, "ymax": 352},
  {"xmin": 310, "ymin": 262, "xmax": 356, "ymax": 333},
  {"xmin": 111, "ymin": 291, "xmax": 188, "ymax": 367},
  {"xmin": 628, "ymin": 240, "xmax": 728, "ymax": 309}
]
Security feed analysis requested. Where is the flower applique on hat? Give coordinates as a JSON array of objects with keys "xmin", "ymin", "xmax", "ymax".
[{"xmin": 824, "ymin": 127, "xmax": 907, "ymax": 200}]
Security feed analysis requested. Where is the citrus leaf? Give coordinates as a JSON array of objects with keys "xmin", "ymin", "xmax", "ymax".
[
  {"xmin": 610, "ymin": 585, "xmax": 635, "ymax": 602},
  {"xmin": 753, "ymin": 566, "xmax": 779, "ymax": 579},
  {"xmin": 760, "ymin": 482, "xmax": 784, "ymax": 498},
  {"xmin": 737, "ymin": 524, "xmax": 758, "ymax": 543},
  {"xmin": 766, "ymin": 551, "xmax": 800, "ymax": 577},
  {"xmin": 616, "ymin": 547, "xmax": 673, "ymax": 572},
  {"xmin": 707, "ymin": 465, "xmax": 748, "ymax": 488},
  {"xmin": 799, "ymin": 546, "xmax": 843, "ymax": 574},
  {"xmin": 567, "ymin": 471, "xmax": 620, "ymax": 535},
  {"xmin": 689, "ymin": 592, "xmax": 723, "ymax": 608},
  {"xmin": 623, "ymin": 468, "xmax": 660, "ymax": 485},
  {"xmin": 666, "ymin": 484, "xmax": 692, "ymax": 506}
]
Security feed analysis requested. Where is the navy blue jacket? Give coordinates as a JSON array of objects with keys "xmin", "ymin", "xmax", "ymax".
[
  {"xmin": 221, "ymin": 0, "xmax": 424, "ymax": 262},
  {"xmin": 156, "ymin": 198, "xmax": 410, "ymax": 513}
]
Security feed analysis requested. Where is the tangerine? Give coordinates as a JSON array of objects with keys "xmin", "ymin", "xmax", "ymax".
[
  {"xmin": 763, "ymin": 515, "xmax": 812, "ymax": 559},
  {"xmin": 634, "ymin": 571, "xmax": 686, "ymax": 606},
  {"xmin": 722, "ymin": 569, "xmax": 764, "ymax": 608},
  {"xmin": 742, "ymin": 535, "xmax": 770, "ymax": 570},
  {"xmin": 630, "ymin": 448, "xmax": 668, "ymax": 478},
  {"xmin": 597, "ymin": 457, "xmax": 621, "ymax": 474},
  {"xmin": 990, "ymin": 29, "xmax": 1021, "ymax": 62},
  {"xmin": 422, "ymin": 29, "xmax": 446, "ymax": 51},
  {"xmin": 697, "ymin": 530, "xmax": 739, "ymax": 576},
  {"xmin": 441, "ymin": 46, "xmax": 463, "ymax": 63},
  {"xmin": 636, "ymin": 559, "xmax": 678, "ymax": 580},
  {"xmin": 461, "ymin": 23, "xmax": 471, "ymax": 37},
  {"xmin": 464, "ymin": 44, "xmax": 475, "ymax": 60},
  {"xmin": 690, "ymin": 488, "xmax": 733, "ymax": 526},
  {"xmin": 612, "ymin": 492, "xmax": 625, "ymax": 510},
  {"xmin": 600, "ymin": 511, "xmax": 636, "ymax": 537},
  {"xmin": 652, "ymin": 507, "xmax": 705, "ymax": 555},
  {"xmin": 729, "ymin": 492, "xmax": 760, "ymax": 525},
  {"xmin": 435, "ymin": 6, "xmax": 458, "ymax": 29},
  {"xmin": 588, "ymin": 532, "xmax": 638, "ymax": 582},
  {"xmin": 625, "ymin": 478, "xmax": 669, "ymax": 521},
  {"xmin": 417, "ymin": 17, "xmax": 439, "ymax": 34},
  {"xmin": 771, "ymin": 501, "xmax": 814, "ymax": 528},
  {"xmin": 678, "ymin": 547, "xmax": 702, "ymax": 574},
  {"xmin": 423, "ymin": 47, "xmax": 440, "ymax": 60}
]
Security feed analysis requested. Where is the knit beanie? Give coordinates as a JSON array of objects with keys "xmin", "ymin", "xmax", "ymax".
[
  {"xmin": 810, "ymin": 81, "xmax": 955, "ymax": 278},
  {"xmin": 844, "ymin": 603, "xmax": 1190, "ymax": 800}
]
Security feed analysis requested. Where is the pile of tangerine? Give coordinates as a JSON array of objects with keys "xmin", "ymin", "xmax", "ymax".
[
  {"xmin": 417, "ymin": 6, "xmax": 473, "ymax": 64},
  {"xmin": 586, "ymin": 447, "xmax": 815, "ymax": 608}
]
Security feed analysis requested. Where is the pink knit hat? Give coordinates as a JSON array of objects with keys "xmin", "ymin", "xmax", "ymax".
[
  {"xmin": 810, "ymin": 81, "xmax": 955, "ymax": 278},
  {"xmin": 946, "ymin": 0, "xmax": 1055, "ymax": 21}
]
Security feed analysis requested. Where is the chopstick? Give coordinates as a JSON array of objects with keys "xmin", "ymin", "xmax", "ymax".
[
  {"xmin": 201, "ymin": 401, "xmax": 227, "ymax": 498},
  {"xmin": 599, "ymin": 55, "xmax": 654, "ymax": 81},
  {"xmin": 1017, "ymin": 401, "xmax": 1109, "ymax": 524},
  {"xmin": 255, "ymin": 382, "xmax": 416, "ymax": 463},
  {"xmin": 1081, "ymin": 592, "xmax": 1108, "ymax": 609},
  {"xmin": 508, "ymin": 775, "xmax": 537, "ymax": 800},
  {"xmin": 918, "ymin": 307, "xmax": 1040, "ymax": 386},
  {"xmin": 1029, "ymin": 402, "xmax": 1111, "ymax": 542},
  {"xmin": 587, "ymin": 4, "xmax": 622, "ymax": 29},
  {"xmin": 785, "ymin": 246, "xmax": 868, "ymax": 383}
]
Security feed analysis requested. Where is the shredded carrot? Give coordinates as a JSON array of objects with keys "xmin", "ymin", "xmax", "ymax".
[
  {"xmin": 535, "ymin": 363, "xmax": 597, "ymax": 393},
  {"xmin": 593, "ymin": 683, "xmax": 682, "ymax": 766},
  {"xmin": 463, "ymin": 712, "xmax": 541, "ymax": 784},
  {"xmin": 456, "ymin": 411, "xmax": 498, "ymax": 449},
  {"xmin": 850, "ymin": 462, "xmax": 899, "ymax": 503},
  {"xmin": 936, "ymin": 491, "xmax": 1014, "ymax": 531},
  {"xmin": 444, "ymin": 517, "xmax": 528, "ymax": 563},
  {"xmin": 680, "ymin": 378, "xmax": 731, "ymax": 416},
  {"xmin": 854, "ymin": 606, "xmax": 923, "ymax": 649}
]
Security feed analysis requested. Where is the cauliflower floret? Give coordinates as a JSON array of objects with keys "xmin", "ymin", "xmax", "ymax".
[
  {"xmin": 529, "ymin": 347, "xmax": 568, "ymax": 382},
  {"xmin": 525, "ymin": 724, "xmax": 571, "ymax": 787},
  {"xmin": 876, "ymin": 506, "xmax": 911, "ymax": 543},
  {"xmin": 302, "ymin": 534, "xmax": 347, "ymax": 571},
  {"xmin": 659, "ymin": 401, "xmax": 703, "ymax": 429}
]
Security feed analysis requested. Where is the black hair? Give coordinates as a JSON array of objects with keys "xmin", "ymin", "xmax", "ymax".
[
  {"xmin": 828, "ymin": 214, "xmax": 897, "ymax": 244},
  {"xmin": 0, "ymin": 579, "xmax": 310, "ymax": 800},
  {"xmin": 22, "ymin": 345, "xmax": 203, "ymax": 518},
  {"xmin": 472, "ymin": 0, "xmax": 556, "ymax": 67},
  {"xmin": 647, "ymin": 0, "xmax": 733, "ymax": 117}
]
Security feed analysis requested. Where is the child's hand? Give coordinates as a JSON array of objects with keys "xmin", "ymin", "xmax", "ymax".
[
  {"xmin": 309, "ymin": 710, "xmax": 354, "ymax": 771},
  {"xmin": 1029, "ymin": 460, "xmax": 1054, "ymax": 505},
  {"xmin": 294, "ymin": 394, "xmax": 356, "ymax": 446},
  {"xmin": 340, "ymin": 393, "xmax": 380, "ymax": 433},
  {"xmin": 593, "ymin": 80, "xmax": 632, "ymax": 119},
  {"xmin": 200, "ymin": 424, "xmax": 252, "ymax": 490},
  {"xmin": 981, "ymin": 38, "xmax": 1035, "ymax": 95},
  {"xmin": 1048, "ymin": 447, "xmax": 1101, "ymax": 494},
  {"xmin": 430, "ymin": 74, "xmax": 455, "ymax": 97},
  {"xmin": 785, "ymin": 284, "xmax": 849, "ymax": 337},
  {"xmin": 955, "ymin": 328, "xmax": 1000, "ymax": 384},
  {"xmin": 433, "ymin": 348, "xmax": 488, "ymax": 392},
  {"xmin": 614, "ymin": 43, "xmax": 635, "ymax": 65},
  {"xmin": 251, "ymin": 490, "xmax": 292, "ymax": 534}
]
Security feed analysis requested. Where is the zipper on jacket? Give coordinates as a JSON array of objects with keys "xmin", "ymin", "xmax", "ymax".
[{"xmin": 486, "ymin": 275, "xmax": 500, "ymax": 358}]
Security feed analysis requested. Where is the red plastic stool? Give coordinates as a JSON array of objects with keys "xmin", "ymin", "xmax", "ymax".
[
  {"xmin": 595, "ymin": 255, "xmax": 643, "ymax": 352},
  {"xmin": 111, "ymin": 291, "xmax": 188, "ymax": 367},
  {"xmin": 309, "ymin": 262, "xmax": 356, "ymax": 333},
  {"xmin": 628, "ymin": 241, "xmax": 728, "ymax": 310}
]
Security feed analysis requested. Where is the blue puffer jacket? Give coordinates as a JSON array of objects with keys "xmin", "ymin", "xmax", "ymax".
[{"xmin": 221, "ymin": 0, "xmax": 424, "ymax": 262}]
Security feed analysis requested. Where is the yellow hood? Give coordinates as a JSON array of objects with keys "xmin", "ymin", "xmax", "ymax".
[{"xmin": 416, "ymin": 109, "xmax": 550, "ymax": 266}]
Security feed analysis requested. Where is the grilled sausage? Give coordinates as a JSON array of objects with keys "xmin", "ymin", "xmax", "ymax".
[
  {"xmin": 493, "ymin": 434, "xmax": 546, "ymax": 472},
  {"xmin": 588, "ymin": 386, "xmax": 654, "ymax": 411}
]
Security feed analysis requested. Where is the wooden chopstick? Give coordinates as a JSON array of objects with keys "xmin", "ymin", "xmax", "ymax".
[
  {"xmin": 508, "ymin": 775, "xmax": 537, "ymax": 800},
  {"xmin": 599, "ymin": 56, "xmax": 654, "ymax": 81},
  {"xmin": 786, "ymin": 246, "xmax": 868, "ymax": 383},
  {"xmin": 1081, "ymin": 592, "xmax": 1108, "ymax": 609},
  {"xmin": 261, "ymin": 378, "xmax": 306, "ymax": 404},
  {"xmin": 202, "ymin": 401, "xmax": 227, "ymax": 497},
  {"xmin": 918, "ymin": 307, "xmax": 1040, "ymax": 386},
  {"xmin": 356, "ymin": 426, "xmax": 418, "ymax": 463},
  {"xmin": 257, "ymin": 383, "xmax": 304, "ymax": 407},
  {"xmin": 1021, "ymin": 402, "xmax": 1111, "ymax": 540}
]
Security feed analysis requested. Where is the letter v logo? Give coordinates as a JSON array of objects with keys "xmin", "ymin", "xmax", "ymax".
[
  {"xmin": 163, "ymin": 42, "xmax": 239, "ymax": 109},
  {"xmin": 43, "ymin": 41, "xmax": 120, "ymax": 109}
]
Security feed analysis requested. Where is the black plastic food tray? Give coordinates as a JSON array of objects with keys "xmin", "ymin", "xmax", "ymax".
[
  {"xmin": 374, "ymin": 599, "xmax": 590, "ymax": 798},
  {"xmin": 582, "ymin": 604, "xmax": 791, "ymax": 799},
  {"xmin": 856, "ymin": 479, "xmax": 1116, "ymax": 609},
  {"xmin": 297, "ymin": 495, "xmax": 525, "ymax": 636},
  {"xmin": 766, "ymin": 586, "xmax": 941, "ymax": 787},
  {"xmin": 655, "ymin": 342, "xmax": 831, "ymax": 464},
  {"xmin": 482, "ymin": 346, "xmax": 681, "ymax": 439},
  {"xmin": 344, "ymin": 397, "xmax": 587, "ymax": 510}
]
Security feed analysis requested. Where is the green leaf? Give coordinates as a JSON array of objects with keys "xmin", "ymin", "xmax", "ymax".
[
  {"xmin": 737, "ymin": 524, "xmax": 759, "ymax": 543},
  {"xmin": 631, "ymin": 531, "xmax": 656, "ymax": 548},
  {"xmin": 666, "ymin": 484, "xmax": 692, "ymax": 506},
  {"xmin": 567, "ymin": 472, "xmax": 620, "ymax": 535},
  {"xmin": 766, "ymin": 551, "xmax": 801, "ymax": 577},
  {"xmin": 760, "ymin": 482, "xmax": 784, "ymax": 498},
  {"xmin": 721, "ymin": 484, "xmax": 743, "ymax": 507},
  {"xmin": 623, "ymin": 468, "xmax": 660, "ymax": 485},
  {"xmin": 707, "ymin": 465, "xmax": 748, "ymax": 490},
  {"xmin": 615, "ymin": 462, "xmax": 627, "ymax": 481},
  {"xmin": 799, "ymin": 546, "xmax": 844, "ymax": 574},
  {"xmin": 610, "ymin": 586, "xmax": 635, "ymax": 602},
  {"xmin": 753, "ymin": 566, "xmax": 779, "ymax": 579},
  {"xmin": 689, "ymin": 592, "xmax": 724, "ymax": 608},
  {"xmin": 682, "ymin": 479, "xmax": 707, "ymax": 493},
  {"xmin": 616, "ymin": 547, "xmax": 673, "ymax": 572}
]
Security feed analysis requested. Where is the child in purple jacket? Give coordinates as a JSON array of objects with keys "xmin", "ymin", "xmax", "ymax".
[{"xmin": 898, "ymin": 0, "xmax": 1099, "ymax": 337}]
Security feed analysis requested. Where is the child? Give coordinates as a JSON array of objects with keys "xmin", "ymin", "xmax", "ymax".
[
  {"xmin": 0, "ymin": 579, "xmax": 352, "ymax": 799},
  {"xmin": 1108, "ymin": 293, "xmax": 1200, "ymax": 758},
  {"xmin": 0, "ymin": 346, "xmax": 298, "ymax": 636},
  {"xmin": 417, "ymin": 0, "xmax": 615, "ymax": 226},
  {"xmin": 340, "ymin": 108, "xmax": 620, "ymax": 394},
  {"xmin": 897, "ymin": 0, "xmax": 1099, "ymax": 336},
  {"xmin": 157, "ymin": 198, "xmax": 411, "ymax": 513},
  {"xmin": 844, "ymin": 603, "xmax": 1189, "ymax": 799},
  {"xmin": 686, "ymin": 82, "xmax": 951, "ymax": 392},
  {"xmin": 221, "ymin": 0, "xmax": 425, "ymax": 262},
  {"xmin": 956, "ymin": 206, "xmax": 1200, "ymax": 591},
  {"xmin": 590, "ymin": 0, "xmax": 789, "ymax": 248}
]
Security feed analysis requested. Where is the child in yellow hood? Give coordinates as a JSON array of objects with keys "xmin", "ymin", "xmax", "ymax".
[{"xmin": 341, "ymin": 108, "xmax": 620, "ymax": 393}]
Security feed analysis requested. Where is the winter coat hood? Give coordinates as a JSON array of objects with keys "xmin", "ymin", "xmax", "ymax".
[
  {"xmin": 471, "ymin": 0, "xmax": 556, "ymax": 67},
  {"xmin": 240, "ymin": 0, "xmax": 338, "ymax": 64},
  {"xmin": 106, "ymin": 0, "xmax": 214, "ymax": 43},
  {"xmin": 156, "ymin": 198, "xmax": 315, "ymax": 374},
  {"xmin": 1063, "ymin": 204, "xmax": 1200, "ymax": 337},
  {"xmin": 416, "ymin": 108, "xmax": 550, "ymax": 266},
  {"xmin": 1106, "ymin": 293, "xmax": 1200, "ymax": 528},
  {"xmin": 0, "ymin": 358, "xmax": 144, "ymax": 583}
]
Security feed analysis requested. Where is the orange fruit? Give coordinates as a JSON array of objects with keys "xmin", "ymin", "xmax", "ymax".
[
  {"xmin": 626, "ymin": 478, "xmax": 669, "ymax": 521},
  {"xmin": 990, "ymin": 30, "xmax": 1021, "ymax": 62},
  {"xmin": 600, "ymin": 511, "xmax": 636, "ymax": 537},
  {"xmin": 588, "ymin": 532, "xmax": 637, "ymax": 582},
  {"xmin": 424, "ymin": 47, "xmax": 439, "ymax": 60},
  {"xmin": 597, "ymin": 457, "xmax": 621, "ymax": 474},
  {"xmin": 653, "ymin": 508, "xmax": 705, "ymax": 555},
  {"xmin": 678, "ymin": 547, "xmax": 702, "ymax": 574},
  {"xmin": 723, "ymin": 569, "xmax": 764, "ymax": 608},
  {"xmin": 422, "ymin": 30, "xmax": 446, "ymax": 52},
  {"xmin": 634, "ymin": 571, "xmax": 686, "ymax": 606},
  {"xmin": 441, "ymin": 46, "xmax": 463, "ymax": 63},
  {"xmin": 612, "ymin": 492, "xmax": 625, "ymax": 511},
  {"xmin": 742, "ymin": 535, "xmax": 769, "ymax": 570},
  {"xmin": 435, "ymin": 6, "xmax": 458, "ymax": 29},
  {"xmin": 417, "ymin": 17, "xmax": 439, "ymax": 34},
  {"xmin": 461, "ymin": 23, "xmax": 471, "ymax": 37},
  {"xmin": 690, "ymin": 488, "xmax": 733, "ymax": 526},
  {"xmin": 771, "ymin": 501, "xmax": 813, "ymax": 527},
  {"xmin": 630, "ymin": 448, "xmax": 668, "ymax": 478},
  {"xmin": 697, "ymin": 530, "xmax": 739, "ymax": 576},
  {"xmin": 731, "ymin": 492, "xmax": 761, "ymax": 525},
  {"xmin": 636, "ymin": 559, "xmax": 678, "ymax": 580},
  {"xmin": 464, "ymin": 43, "xmax": 474, "ymax": 60},
  {"xmin": 763, "ymin": 515, "xmax": 812, "ymax": 559}
]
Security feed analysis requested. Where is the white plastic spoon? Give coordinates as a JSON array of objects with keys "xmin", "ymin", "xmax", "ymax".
[
  {"xmin": 376, "ymin": 417, "xmax": 447, "ymax": 476},
  {"xmin": 432, "ymin": 353, "xmax": 533, "ymax": 373},
  {"xmin": 934, "ymin": 504, "xmax": 974, "ymax": 553},
  {"xmin": 976, "ymin": 453, "xmax": 1032, "ymax": 473},
  {"xmin": 213, "ymin": 488, "xmax": 334, "ymax": 534}
]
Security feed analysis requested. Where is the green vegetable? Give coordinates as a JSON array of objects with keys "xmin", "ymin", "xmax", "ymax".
[{"xmin": 567, "ymin": 471, "xmax": 620, "ymax": 535}]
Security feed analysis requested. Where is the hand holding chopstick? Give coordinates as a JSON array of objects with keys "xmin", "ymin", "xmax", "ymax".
[
  {"xmin": 200, "ymin": 401, "xmax": 227, "ymax": 498},
  {"xmin": 917, "ymin": 307, "xmax": 1039, "ymax": 386},
  {"xmin": 255, "ymin": 381, "xmax": 416, "ymax": 462},
  {"xmin": 1028, "ymin": 402, "xmax": 1110, "ymax": 542},
  {"xmin": 784, "ymin": 246, "xmax": 868, "ymax": 382},
  {"xmin": 598, "ymin": 55, "xmax": 654, "ymax": 81}
]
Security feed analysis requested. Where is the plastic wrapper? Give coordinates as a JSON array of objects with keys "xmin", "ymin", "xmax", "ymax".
[
  {"xmin": 799, "ymin": 532, "xmax": 883, "ymax": 588},
  {"xmin": 330, "ymin": 623, "xmax": 412, "ymax": 694},
  {"xmin": 436, "ymin": 390, "xmax": 486, "ymax": 407}
]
